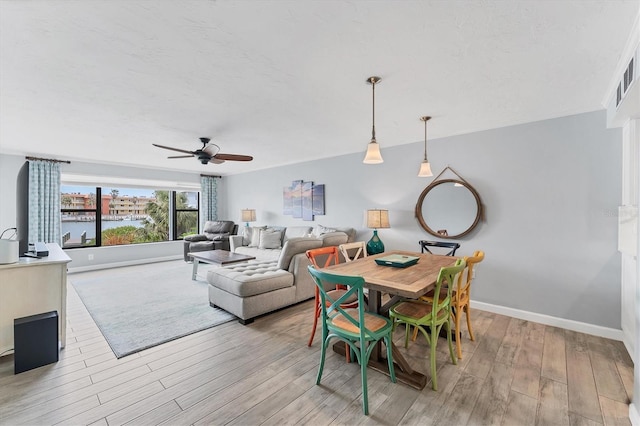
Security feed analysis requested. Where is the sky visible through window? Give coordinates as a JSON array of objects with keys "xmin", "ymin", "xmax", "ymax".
[
  {"xmin": 61, "ymin": 185, "xmax": 155, "ymax": 198},
  {"xmin": 61, "ymin": 186, "xmax": 198, "ymax": 208}
]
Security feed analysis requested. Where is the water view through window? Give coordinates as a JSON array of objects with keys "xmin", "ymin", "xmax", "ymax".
[{"xmin": 60, "ymin": 185, "xmax": 199, "ymax": 248}]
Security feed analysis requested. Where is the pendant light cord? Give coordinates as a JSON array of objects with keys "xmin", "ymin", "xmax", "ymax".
[
  {"xmin": 371, "ymin": 78, "xmax": 376, "ymax": 142},
  {"xmin": 423, "ymin": 118, "xmax": 428, "ymax": 161}
]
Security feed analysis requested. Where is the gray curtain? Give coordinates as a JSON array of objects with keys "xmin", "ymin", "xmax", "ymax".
[
  {"xmin": 200, "ymin": 175, "xmax": 219, "ymax": 229},
  {"xmin": 28, "ymin": 160, "xmax": 61, "ymax": 245}
]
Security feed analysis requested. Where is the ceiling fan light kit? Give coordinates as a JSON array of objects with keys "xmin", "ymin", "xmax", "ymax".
[
  {"xmin": 363, "ymin": 76, "xmax": 384, "ymax": 164},
  {"xmin": 152, "ymin": 137, "xmax": 253, "ymax": 166},
  {"xmin": 418, "ymin": 116, "xmax": 433, "ymax": 177}
]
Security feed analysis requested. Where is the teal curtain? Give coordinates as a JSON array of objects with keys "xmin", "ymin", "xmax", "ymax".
[
  {"xmin": 28, "ymin": 160, "xmax": 61, "ymax": 245},
  {"xmin": 200, "ymin": 175, "xmax": 219, "ymax": 229}
]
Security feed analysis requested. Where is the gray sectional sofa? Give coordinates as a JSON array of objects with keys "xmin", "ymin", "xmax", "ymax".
[{"xmin": 207, "ymin": 225, "xmax": 356, "ymax": 324}]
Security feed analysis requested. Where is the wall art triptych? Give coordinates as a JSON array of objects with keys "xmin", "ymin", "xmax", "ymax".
[{"xmin": 283, "ymin": 180, "xmax": 325, "ymax": 221}]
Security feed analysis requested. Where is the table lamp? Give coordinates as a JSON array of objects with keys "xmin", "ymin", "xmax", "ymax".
[
  {"xmin": 241, "ymin": 209, "xmax": 256, "ymax": 227},
  {"xmin": 366, "ymin": 209, "xmax": 390, "ymax": 255}
]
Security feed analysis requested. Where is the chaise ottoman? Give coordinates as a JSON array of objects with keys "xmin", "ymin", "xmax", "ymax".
[{"xmin": 208, "ymin": 260, "xmax": 296, "ymax": 324}]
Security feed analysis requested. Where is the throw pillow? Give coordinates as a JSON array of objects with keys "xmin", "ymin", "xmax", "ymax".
[
  {"xmin": 259, "ymin": 230, "xmax": 283, "ymax": 249},
  {"xmin": 244, "ymin": 226, "xmax": 266, "ymax": 247},
  {"xmin": 312, "ymin": 225, "xmax": 336, "ymax": 238}
]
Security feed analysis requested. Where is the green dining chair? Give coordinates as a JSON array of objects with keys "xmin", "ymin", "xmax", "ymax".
[
  {"xmin": 389, "ymin": 259, "xmax": 466, "ymax": 391},
  {"xmin": 307, "ymin": 265, "xmax": 396, "ymax": 415}
]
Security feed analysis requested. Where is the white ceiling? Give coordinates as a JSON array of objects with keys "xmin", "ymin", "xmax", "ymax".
[{"xmin": 1, "ymin": 1, "xmax": 638, "ymax": 176}]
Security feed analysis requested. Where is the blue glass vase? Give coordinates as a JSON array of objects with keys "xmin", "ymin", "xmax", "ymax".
[{"xmin": 366, "ymin": 230, "xmax": 385, "ymax": 255}]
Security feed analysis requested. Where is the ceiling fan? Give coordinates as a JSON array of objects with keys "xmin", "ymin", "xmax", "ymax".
[{"xmin": 152, "ymin": 137, "xmax": 253, "ymax": 165}]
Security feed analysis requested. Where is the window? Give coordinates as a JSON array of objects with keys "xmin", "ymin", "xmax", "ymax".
[
  {"xmin": 61, "ymin": 186, "xmax": 100, "ymax": 248},
  {"xmin": 174, "ymin": 191, "xmax": 199, "ymax": 239},
  {"xmin": 60, "ymin": 185, "xmax": 199, "ymax": 248}
]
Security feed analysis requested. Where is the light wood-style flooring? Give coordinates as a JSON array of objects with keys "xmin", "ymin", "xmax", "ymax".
[{"xmin": 0, "ymin": 268, "xmax": 634, "ymax": 425}]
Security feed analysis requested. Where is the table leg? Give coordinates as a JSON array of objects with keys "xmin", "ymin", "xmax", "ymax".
[
  {"xmin": 191, "ymin": 259, "xmax": 199, "ymax": 280},
  {"xmin": 367, "ymin": 289, "xmax": 427, "ymax": 390}
]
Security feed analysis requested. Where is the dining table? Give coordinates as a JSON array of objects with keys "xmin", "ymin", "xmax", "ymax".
[{"xmin": 325, "ymin": 250, "xmax": 459, "ymax": 390}]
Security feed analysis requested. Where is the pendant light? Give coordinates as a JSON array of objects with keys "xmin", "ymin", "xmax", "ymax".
[
  {"xmin": 363, "ymin": 76, "xmax": 383, "ymax": 164},
  {"xmin": 418, "ymin": 116, "xmax": 433, "ymax": 177}
]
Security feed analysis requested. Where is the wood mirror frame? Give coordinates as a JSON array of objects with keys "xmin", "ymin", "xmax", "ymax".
[{"xmin": 415, "ymin": 178, "xmax": 483, "ymax": 239}]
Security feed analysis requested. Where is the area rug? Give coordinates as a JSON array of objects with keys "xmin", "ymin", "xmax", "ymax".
[{"xmin": 71, "ymin": 260, "xmax": 235, "ymax": 358}]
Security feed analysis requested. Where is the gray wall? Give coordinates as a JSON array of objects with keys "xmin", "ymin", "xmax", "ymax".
[{"xmin": 221, "ymin": 110, "xmax": 622, "ymax": 329}]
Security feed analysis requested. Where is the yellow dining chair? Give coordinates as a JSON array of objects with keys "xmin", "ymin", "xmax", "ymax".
[
  {"xmin": 389, "ymin": 259, "xmax": 466, "ymax": 391},
  {"xmin": 307, "ymin": 266, "xmax": 396, "ymax": 415},
  {"xmin": 412, "ymin": 251, "xmax": 485, "ymax": 359},
  {"xmin": 339, "ymin": 241, "xmax": 368, "ymax": 262}
]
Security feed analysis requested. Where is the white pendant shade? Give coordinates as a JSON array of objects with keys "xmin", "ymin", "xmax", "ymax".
[
  {"xmin": 418, "ymin": 160, "xmax": 433, "ymax": 177},
  {"xmin": 363, "ymin": 76, "xmax": 384, "ymax": 165},
  {"xmin": 363, "ymin": 141, "xmax": 383, "ymax": 164},
  {"xmin": 418, "ymin": 116, "xmax": 433, "ymax": 177}
]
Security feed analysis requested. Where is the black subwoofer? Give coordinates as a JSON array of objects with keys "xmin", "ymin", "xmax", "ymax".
[{"xmin": 14, "ymin": 311, "xmax": 59, "ymax": 374}]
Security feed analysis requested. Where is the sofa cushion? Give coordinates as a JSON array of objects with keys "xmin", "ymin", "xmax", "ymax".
[
  {"xmin": 259, "ymin": 229, "xmax": 283, "ymax": 249},
  {"xmin": 318, "ymin": 231, "xmax": 349, "ymax": 247},
  {"xmin": 277, "ymin": 237, "xmax": 323, "ymax": 270},
  {"xmin": 184, "ymin": 234, "xmax": 209, "ymax": 242},
  {"xmin": 207, "ymin": 260, "xmax": 293, "ymax": 297},
  {"xmin": 248, "ymin": 227, "xmax": 265, "ymax": 247},
  {"xmin": 235, "ymin": 246, "xmax": 283, "ymax": 262},
  {"xmin": 242, "ymin": 226, "xmax": 266, "ymax": 246},
  {"xmin": 204, "ymin": 220, "xmax": 234, "ymax": 234},
  {"xmin": 312, "ymin": 224, "xmax": 337, "ymax": 237},
  {"xmin": 283, "ymin": 226, "xmax": 313, "ymax": 242},
  {"xmin": 188, "ymin": 241, "xmax": 215, "ymax": 251}
]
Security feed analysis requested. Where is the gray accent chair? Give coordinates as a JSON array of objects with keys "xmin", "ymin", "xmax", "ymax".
[{"xmin": 183, "ymin": 220, "xmax": 238, "ymax": 261}]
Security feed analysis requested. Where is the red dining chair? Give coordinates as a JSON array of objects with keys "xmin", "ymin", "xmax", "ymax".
[{"xmin": 306, "ymin": 246, "xmax": 358, "ymax": 361}]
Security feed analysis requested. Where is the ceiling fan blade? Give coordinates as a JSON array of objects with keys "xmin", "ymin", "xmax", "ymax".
[
  {"xmin": 152, "ymin": 143, "xmax": 195, "ymax": 155},
  {"xmin": 167, "ymin": 155, "xmax": 194, "ymax": 159},
  {"xmin": 209, "ymin": 158, "xmax": 225, "ymax": 164},
  {"xmin": 214, "ymin": 153, "xmax": 253, "ymax": 162}
]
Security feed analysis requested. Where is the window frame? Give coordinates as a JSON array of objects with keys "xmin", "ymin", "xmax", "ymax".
[
  {"xmin": 60, "ymin": 187, "xmax": 102, "ymax": 248},
  {"xmin": 61, "ymin": 186, "xmax": 200, "ymax": 249},
  {"xmin": 172, "ymin": 191, "xmax": 200, "ymax": 240}
]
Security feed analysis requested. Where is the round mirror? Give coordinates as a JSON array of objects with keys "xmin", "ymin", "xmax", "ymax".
[{"xmin": 415, "ymin": 179, "xmax": 482, "ymax": 239}]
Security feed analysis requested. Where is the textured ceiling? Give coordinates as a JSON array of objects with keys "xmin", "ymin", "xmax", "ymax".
[{"xmin": 0, "ymin": 0, "xmax": 638, "ymax": 175}]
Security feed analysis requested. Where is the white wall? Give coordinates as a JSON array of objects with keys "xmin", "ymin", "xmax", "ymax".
[
  {"xmin": 0, "ymin": 154, "xmax": 25, "ymax": 236},
  {"xmin": 222, "ymin": 110, "xmax": 622, "ymax": 330}
]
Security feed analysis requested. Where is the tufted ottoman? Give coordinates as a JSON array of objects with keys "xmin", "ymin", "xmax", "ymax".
[{"xmin": 207, "ymin": 260, "xmax": 295, "ymax": 324}]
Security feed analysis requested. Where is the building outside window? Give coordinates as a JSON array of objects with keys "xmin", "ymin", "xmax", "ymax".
[{"xmin": 61, "ymin": 185, "xmax": 199, "ymax": 248}]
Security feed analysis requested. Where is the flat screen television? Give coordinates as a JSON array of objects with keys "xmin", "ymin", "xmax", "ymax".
[{"xmin": 16, "ymin": 161, "xmax": 29, "ymax": 257}]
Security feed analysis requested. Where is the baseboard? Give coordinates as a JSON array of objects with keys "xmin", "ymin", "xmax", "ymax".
[
  {"xmin": 472, "ymin": 300, "xmax": 624, "ymax": 341},
  {"xmin": 630, "ymin": 403, "xmax": 640, "ymax": 426},
  {"xmin": 68, "ymin": 255, "xmax": 183, "ymax": 273}
]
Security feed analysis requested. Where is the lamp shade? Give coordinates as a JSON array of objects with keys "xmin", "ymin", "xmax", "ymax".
[
  {"xmin": 241, "ymin": 209, "xmax": 256, "ymax": 223},
  {"xmin": 418, "ymin": 160, "xmax": 433, "ymax": 177},
  {"xmin": 363, "ymin": 141, "xmax": 384, "ymax": 164},
  {"xmin": 366, "ymin": 209, "xmax": 390, "ymax": 229}
]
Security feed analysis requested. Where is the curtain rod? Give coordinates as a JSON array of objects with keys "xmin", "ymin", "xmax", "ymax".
[
  {"xmin": 200, "ymin": 174, "xmax": 222, "ymax": 178},
  {"xmin": 26, "ymin": 156, "xmax": 71, "ymax": 164}
]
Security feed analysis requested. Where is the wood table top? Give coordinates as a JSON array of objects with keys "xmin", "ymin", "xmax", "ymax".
[{"xmin": 325, "ymin": 250, "xmax": 458, "ymax": 299}]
